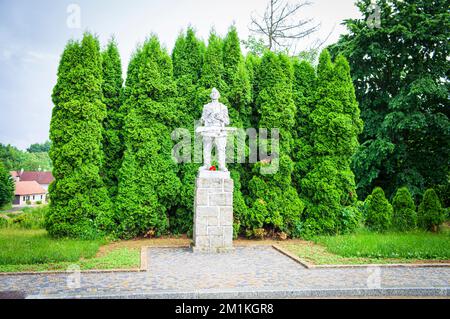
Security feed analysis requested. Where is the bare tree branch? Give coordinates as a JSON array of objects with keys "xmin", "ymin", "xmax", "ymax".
[{"xmin": 249, "ymin": 0, "xmax": 320, "ymax": 54}]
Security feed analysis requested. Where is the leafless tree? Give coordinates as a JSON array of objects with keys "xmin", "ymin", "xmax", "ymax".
[{"xmin": 249, "ymin": 0, "xmax": 321, "ymax": 53}]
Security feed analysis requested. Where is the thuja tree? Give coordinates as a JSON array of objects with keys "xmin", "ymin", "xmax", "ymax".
[
  {"xmin": 222, "ymin": 26, "xmax": 252, "ymax": 128},
  {"xmin": 172, "ymin": 27, "xmax": 205, "ymax": 124},
  {"xmin": 171, "ymin": 27, "xmax": 204, "ymax": 234},
  {"xmin": 199, "ymin": 31, "xmax": 228, "ymax": 105},
  {"xmin": 46, "ymin": 33, "xmax": 113, "ymax": 238},
  {"xmin": 299, "ymin": 50, "xmax": 363, "ymax": 237},
  {"xmin": 418, "ymin": 188, "xmax": 445, "ymax": 232},
  {"xmin": 116, "ymin": 36, "xmax": 182, "ymax": 238},
  {"xmin": 392, "ymin": 187, "xmax": 417, "ymax": 231},
  {"xmin": 330, "ymin": 0, "xmax": 450, "ymax": 199},
  {"xmin": 222, "ymin": 26, "xmax": 256, "ymax": 237},
  {"xmin": 364, "ymin": 187, "xmax": 393, "ymax": 232},
  {"xmin": 244, "ymin": 51, "xmax": 304, "ymax": 238},
  {"xmin": 101, "ymin": 39, "xmax": 124, "ymax": 198},
  {"xmin": 292, "ymin": 58, "xmax": 316, "ymax": 191},
  {"xmin": 244, "ymin": 53, "xmax": 262, "ymax": 128},
  {"xmin": 0, "ymin": 162, "xmax": 14, "ymax": 208}
]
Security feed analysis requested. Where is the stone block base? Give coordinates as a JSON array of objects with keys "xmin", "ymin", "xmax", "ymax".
[{"xmin": 193, "ymin": 171, "xmax": 234, "ymax": 253}]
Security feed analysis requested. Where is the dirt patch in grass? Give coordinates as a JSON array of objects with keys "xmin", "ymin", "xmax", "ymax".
[
  {"xmin": 96, "ymin": 236, "xmax": 302, "ymax": 257},
  {"xmin": 96, "ymin": 235, "xmax": 191, "ymax": 257}
]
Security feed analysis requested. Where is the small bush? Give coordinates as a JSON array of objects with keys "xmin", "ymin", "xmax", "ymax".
[
  {"xmin": 9, "ymin": 206, "xmax": 47, "ymax": 229},
  {"xmin": 0, "ymin": 217, "xmax": 8, "ymax": 228},
  {"xmin": 418, "ymin": 189, "xmax": 445, "ymax": 232},
  {"xmin": 35, "ymin": 200, "xmax": 42, "ymax": 205},
  {"xmin": 364, "ymin": 187, "xmax": 393, "ymax": 232},
  {"xmin": 26, "ymin": 200, "xmax": 31, "ymax": 205},
  {"xmin": 355, "ymin": 200, "xmax": 365, "ymax": 214},
  {"xmin": 392, "ymin": 187, "xmax": 417, "ymax": 231},
  {"xmin": 338, "ymin": 206, "xmax": 362, "ymax": 234},
  {"xmin": 253, "ymin": 228, "xmax": 266, "ymax": 239}
]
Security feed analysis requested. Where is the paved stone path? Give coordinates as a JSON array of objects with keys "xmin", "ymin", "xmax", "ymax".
[{"xmin": 0, "ymin": 246, "xmax": 449, "ymax": 298}]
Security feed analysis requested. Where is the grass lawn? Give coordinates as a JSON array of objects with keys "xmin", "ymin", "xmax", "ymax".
[
  {"xmin": 1, "ymin": 219, "xmax": 449, "ymax": 271},
  {"xmin": 282, "ymin": 228, "xmax": 450, "ymax": 265},
  {"xmin": 314, "ymin": 230, "xmax": 450, "ymax": 260},
  {"xmin": 0, "ymin": 228, "xmax": 140, "ymax": 272}
]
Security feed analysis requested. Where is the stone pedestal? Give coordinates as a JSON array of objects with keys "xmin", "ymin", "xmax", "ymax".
[{"xmin": 192, "ymin": 171, "xmax": 234, "ymax": 253}]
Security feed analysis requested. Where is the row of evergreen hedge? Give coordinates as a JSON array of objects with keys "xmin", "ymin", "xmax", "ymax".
[
  {"xmin": 364, "ymin": 187, "xmax": 446, "ymax": 232},
  {"xmin": 46, "ymin": 27, "xmax": 365, "ymax": 239}
]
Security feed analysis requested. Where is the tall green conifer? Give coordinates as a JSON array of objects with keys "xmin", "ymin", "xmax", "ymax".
[
  {"xmin": 46, "ymin": 33, "xmax": 113, "ymax": 238},
  {"xmin": 171, "ymin": 28, "xmax": 205, "ymax": 234},
  {"xmin": 116, "ymin": 36, "xmax": 182, "ymax": 238},
  {"xmin": 222, "ymin": 26, "xmax": 252, "ymax": 128},
  {"xmin": 292, "ymin": 59, "xmax": 317, "ymax": 190},
  {"xmin": 299, "ymin": 50, "xmax": 363, "ymax": 237},
  {"xmin": 101, "ymin": 38, "xmax": 124, "ymax": 198},
  {"xmin": 199, "ymin": 31, "xmax": 228, "ymax": 105},
  {"xmin": 0, "ymin": 162, "xmax": 14, "ymax": 207},
  {"xmin": 245, "ymin": 51, "xmax": 303, "ymax": 238}
]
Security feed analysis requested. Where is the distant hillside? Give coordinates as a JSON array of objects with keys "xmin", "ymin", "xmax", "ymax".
[{"xmin": 0, "ymin": 143, "xmax": 52, "ymax": 172}]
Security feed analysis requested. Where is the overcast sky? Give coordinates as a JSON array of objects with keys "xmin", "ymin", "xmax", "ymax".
[{"xmin": 0, "ymin": 0, "xmax": 361, "ymax": 150}]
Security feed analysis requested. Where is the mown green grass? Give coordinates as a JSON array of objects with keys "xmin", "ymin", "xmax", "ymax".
[
  {"xmin": 0, "ymin": 205, "xmax": 141, "ymax": 272},
  {"xmin": 0, "ymin": 247, "xmax": 140, "ymax": 272},
  {"xmin": 0, "ymin": 228, "xmax": 104, "ymax": 265},
  {"xmin": 313, "ymin": 229, "xmax": 450, "ymax": 260}
]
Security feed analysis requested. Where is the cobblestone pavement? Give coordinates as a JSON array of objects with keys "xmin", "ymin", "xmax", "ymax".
[{"xmin": 0, "ymin": 246, "xmax": 449, "ymax": 298}]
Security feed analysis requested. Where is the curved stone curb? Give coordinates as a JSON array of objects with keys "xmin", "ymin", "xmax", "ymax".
[
  {"xmin": 27, "ymin": 287, "xmax": 450, "ymax": 299},
  {"xmin": 272, "ymin": 244, "xmax": 450, "ymax": 269}
]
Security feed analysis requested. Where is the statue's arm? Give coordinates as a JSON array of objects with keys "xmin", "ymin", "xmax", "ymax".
[
  {"xmin": 222, "ymin": 106, "xmax": 230, "ymax": 126},
  {"xmin": 200, "ymin": 105, "xmax": 209, "ymax": 125}
]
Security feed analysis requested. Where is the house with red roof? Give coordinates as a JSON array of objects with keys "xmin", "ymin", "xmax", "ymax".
[
  {"xmin": 13, "ymin": 181, "xmax": 47, "ymax": 206},
  {"xmin": 10, "ymin": 170, "xmax": 54, "ymax": 191},
  {"xmin": 10, "ymin": 170, "xmax": 54, "ymax": 206}
]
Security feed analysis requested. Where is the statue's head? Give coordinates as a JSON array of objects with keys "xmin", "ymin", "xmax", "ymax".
[{"xmin": 210, "ymin": 87, "xmax": 220, "ymax": 101}]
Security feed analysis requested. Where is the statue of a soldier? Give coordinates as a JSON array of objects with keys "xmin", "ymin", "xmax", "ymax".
[{"xmin": 197, "ymin": 88, "xmax": 230, "ymax": 172}]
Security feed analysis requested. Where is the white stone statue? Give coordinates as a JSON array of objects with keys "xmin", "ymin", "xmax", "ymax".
[{"xmin": 196, "ymin": 88, "xmax": 230, "ymax": 172}]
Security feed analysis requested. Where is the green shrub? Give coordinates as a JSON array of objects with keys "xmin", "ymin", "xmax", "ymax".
[
  {"xmin": 9, "ymin": 206, "xmax": 47, "ymax": 229},
  {"xmin": 418, "ymin": 189, "xmax": 445, "ymax": 232},
  {"xmin": 252, "ymin": 228, "xmax": 266, "ymax": 239},
  {"xmin": 0, "ymin": 217, "xmax": 8, "ymax": 228},
  {"xmin": 26, "ymin": 200, "xmax": 31, "ymax": 205},
  {"xmin": 35, "ymin": 200, "xmax": 42, "ymax": 205},
  {"xmin": 338, "ymin": 206, "xmax": 362, "ymax": 234},
  {"xmin": 392, "ymin": 187, "xmax": 417, "ymax": 231},
  {"xmin": 364, "ymin": 187, "xmax": 393, "ymax": 232}
]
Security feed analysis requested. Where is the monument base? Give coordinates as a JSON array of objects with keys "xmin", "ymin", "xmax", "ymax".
[{"xmin": 192, "ymin": 171, "xmax": 234, "ymax": 253}]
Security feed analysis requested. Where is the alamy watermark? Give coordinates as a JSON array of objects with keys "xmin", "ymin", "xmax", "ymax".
[
  {"xmin": 66, "ymin": 264, "xmax": 81, "ymax": 289},
  {"xmin": 171, "ymin": 122, "xmax": 280, "ymax": 175},
  {"xmin": 66, "ymin": 3, "xmax": 81, "ymax": 29},
  {"xmin": 366, "ymin": 0, "xmax": 381, "ymax": 29},
  {"xmin": 366, "ymin": 266, "xmax": 382, "ymax": 289}
]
